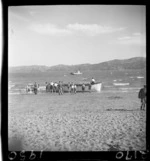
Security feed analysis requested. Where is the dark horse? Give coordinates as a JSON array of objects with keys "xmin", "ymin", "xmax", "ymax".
[{"xmin": 138, "ymin": 85, "xmax": 146, "ymax": 110}]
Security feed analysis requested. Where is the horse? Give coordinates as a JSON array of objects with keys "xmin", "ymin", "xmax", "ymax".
[{"xmin": 138, "ymin": 86, "xmax": 146, "ymax": 110}]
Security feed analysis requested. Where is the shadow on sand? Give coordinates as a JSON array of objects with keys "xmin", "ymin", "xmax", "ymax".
[
  {"xmin": 107, "ymin": 96, "xmax": 123, "ymax": 99},
  {"xmin": 106, "ymin": 108, "xmax": 141, "ymax": 111}
]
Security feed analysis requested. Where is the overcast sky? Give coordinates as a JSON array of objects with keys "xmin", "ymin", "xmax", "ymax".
[{"xmin": 8, "ymin": 5, "xmax": 146, "ymax": 67}]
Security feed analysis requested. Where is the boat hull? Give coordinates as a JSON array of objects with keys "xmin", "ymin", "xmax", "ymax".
[
  {"xmin": 70, "ymin": 73, "xmax": 82, "ymax": 75},
  {"xmin": 91, "ymin": 82, "xmax": 102, "ymax": 93}
]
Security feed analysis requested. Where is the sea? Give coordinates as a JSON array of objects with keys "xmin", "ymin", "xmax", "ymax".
[{"xmin": 8, "ymin": 69, "xmax": 146, "ymax": 94}]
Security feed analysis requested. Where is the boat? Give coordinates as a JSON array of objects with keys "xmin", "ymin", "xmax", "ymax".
[
  {"xmin": 63, "ymin": 82, "xmax": 102, "ymax": 93},
  {"xmin": 90, "ymin": 82, "xmax": 102, "ymax": 93},
  {"xmin": 70, "ymin": 70, "xmax": 82, "ymax": 75}
]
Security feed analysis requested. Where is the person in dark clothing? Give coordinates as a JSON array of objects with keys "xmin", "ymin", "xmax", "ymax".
[
  {"xmin": 82, "ymin": 83, "xmax": 86, "ymax": 93},
  {"xmin": 68, "ymin": 82, "xmax": 71, "ymax": 93},
  {"xmin": 58, "ymin": 81, "xmax": 63, "ymax": 95},
  {"xmin": 45, "ymin": 82, "xmax": 48, "ymax": 92},
  {"xmin": 138, "ymin": 85, "xmax": 146, "ymax": 110},
  {"xmin": 88, "ymin": 83, "xmax": 91, "ymax": 92},
  {"xmin": 34, "ymin": 82, "xmax": 38, "ymax": 95}
]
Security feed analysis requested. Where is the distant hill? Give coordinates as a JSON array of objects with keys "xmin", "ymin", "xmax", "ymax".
[{"xmin": 9, "ymin": 57, "xmax": 146, "ymax": 73}]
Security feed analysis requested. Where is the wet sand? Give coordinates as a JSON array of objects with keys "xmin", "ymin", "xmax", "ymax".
[{"xmin": 8, "ymin": 92, "xmax": 146, "ymax": 151}]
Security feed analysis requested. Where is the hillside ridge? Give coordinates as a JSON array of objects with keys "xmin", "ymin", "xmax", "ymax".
[{"xmin": 9, "ymin": 57, "xmax": 146, "ymax": 73}]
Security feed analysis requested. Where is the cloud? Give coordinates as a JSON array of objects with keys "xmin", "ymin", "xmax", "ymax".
[
  {"xmin": 30, "ymin": 23, "xmax": 72, "ymax": 36},
  {"xmin": 30, "ymin": 23, "xmax": 124, "ymax": 36},
  {"xmin": 116, "ymin": 33, "xmax": 146, "ymax": 45},
  {"xmin": 118, "ymin": 36, "xmax": 132, "ymax": 40},
  {"xmin": 67, "ymin": 23, "xmax": 124, "ymax": 36},
  {"xmin": 132, "ymin": 32, "xmax": 141, "ymax": 36}
]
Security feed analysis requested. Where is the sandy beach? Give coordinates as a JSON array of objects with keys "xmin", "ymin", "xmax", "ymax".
[{"xmin": 8, "ymin": 91, "xmax": 146, "ymax": 151}]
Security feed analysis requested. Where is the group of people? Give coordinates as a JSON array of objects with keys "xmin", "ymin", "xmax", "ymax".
[
  {"xmin": 67, "ymin": 82, "xmax": 77, "ymax": 94},
  {"xmin": 45, "ymin": 81, "xmax": 63, "ymax": 95},
  {"xmin": 28, "ymin": 78, "xmax": 146, "ymax": 110},
  {"xmin": 44, "ymin": 78, "xmax": 96, "ymax": 95},
  {"xmin": 45, "ymin": 81, "xmax": 81, "ymax": 95}
]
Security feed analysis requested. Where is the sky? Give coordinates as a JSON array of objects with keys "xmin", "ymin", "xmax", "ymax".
[{"xmin": 8, "ymin": 5, "xmax": 146, "ymax": 67}]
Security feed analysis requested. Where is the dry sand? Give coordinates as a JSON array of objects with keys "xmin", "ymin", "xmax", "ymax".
[{"xmin": 8, "ymin": 92, "xmax": 146, "ymax": 151}]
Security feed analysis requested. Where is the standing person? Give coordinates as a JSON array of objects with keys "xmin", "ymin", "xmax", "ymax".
[
  {"xmin": 70, "ymin": 82, "xmax": 74, "ymax": 94},
  {"xmin": 68, "ymin": 82, "xmax": 71, "ymax": 93},
  {"xmin": 45, "ymin": 82, "xmax": 48, "ymax": 92},
  {"xmin": 88, "ymin": 83, "xmax": 91, "ymax": 93},
  {"xmin": 58, "ymin": 81, "xmax": 63, "ymax": 95},
  {"xmin": 74, "ymin": 84, "xmax": 77, "ymax": 94},
  {"xmin": 34, "ymin": 82, "xmax": 38, "ymax": 95},
  {"xmin": 61, "ymin": 81, "xmax": 64, "ymax": 94},
  {"xmin": 82, "ymin": 83, "xmax": 86, "ymax": 93},
  {"xmin": 54, "ymin": 82, "xmax": 58, "ymax": 93},
  {"xmin": 48, "ymin": 83, "xmax": 50, "ymax": 92},
  {"xmin": 91, "ymin": 77, "xmax": 96, "ymax": 85},
  {"xmin": 138, "ymin": 85, "xmax": 146, "ymax": 110},
  {"xmin": 50, "ymin": 81, "xmax": 54, "ymax": 93}
]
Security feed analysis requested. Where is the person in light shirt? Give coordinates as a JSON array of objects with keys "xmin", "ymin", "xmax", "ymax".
[
  {"xmin": 50, "ymin": 81, "xmax": 54, "ymax": 86},
  {"xmin": 54, "ymin": 82, "xmax": 58, "ymax": 93},
  {"xmin": 91, "ymin": 77, "xmax": 96, "ymax": 85}
]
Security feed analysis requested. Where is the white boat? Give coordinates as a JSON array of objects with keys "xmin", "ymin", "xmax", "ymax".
[
  {"xmin": 70, "ymin": 70, "xmax": 82, "ymax": 75},
  {"xmin": 91, "ymin": 82, "xmax": 102, "ymax": 93}
]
